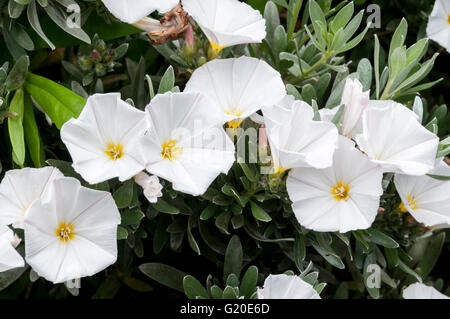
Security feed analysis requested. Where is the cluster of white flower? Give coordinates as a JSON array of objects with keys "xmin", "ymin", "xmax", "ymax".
[
  {"xmin": 0, "ymin": 167, "xmax": 120, "ymax": 283},
  {"xmin": 0, "ymin": 0, "xmax": 449, "ymax": 299}
]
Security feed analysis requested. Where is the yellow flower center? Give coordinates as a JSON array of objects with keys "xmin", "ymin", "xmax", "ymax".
[
  {"xmin": 226, "ymin": 108, "xmax": 244, "ymax": 129},
  {"xmin": 104, "ymin": 142, "xmax": 124, "ymax": 161},
  {"xmin": 210, "ymin": 41, "xmax": 226, "ymax": 52},
  {"xmin": 56, "ymin": 222, "xmax": 75, "ymax": 243},
  {"xmin": 331, "ymin": 181, "xmax": 350, "ymax": 201},
  {"xmin": 161, "ymin": 140, "xmax": 181, "ymax": 161},
  {"xmin": 448, "ymin": 14, "xmax": 450, "ymax": 25},
  {"xmin": 272, "ymin": 163, "xmax": 288, "ymax": 175},
  {"xmin": 399, "ymin": 194, "xmax": 418, "ymax": 212}
]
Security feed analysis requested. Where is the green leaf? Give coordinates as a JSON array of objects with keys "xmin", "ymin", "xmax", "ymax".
[
  {"xmin": 264, "ymin": 1, "xmax": 280, "ymax": 46},
  {"xmin": 366, "ymin": 229, "xmax": 399, "ymax": 249},
  {"xmin": 222, "ymin": 184, "xmax": 249, "ymax": 207},
  {"xmin": 363, "ymin": 252, "xmax": 380, "ymax": 299},
  {"xmin": 335, "ymin": 21, "xmax": 370, "ymax": 54},
  {"xmin": 0, "ymin": 266, "xmax": 28, "ymax": 292},
  {"xmin": 43, "ymin": 3, "xmax": 91, "ymax": 45},
  {"xmin": 357, "ymin": 58, "xmax": 372, "ymax": 91},
  {"xmin": 385, "ymin": 247, "xmax": 399, "ymax": 267},
  {"xmin": 183, "ymin": 275, "xmax": 209, "ymax": 299},
  {"xmin": 312, "ymin": 242, "xmax": 345, "ymax": 269},
  {"xmin": 250, "ymin": 201, "xmax": 272, "ymax": 222},
  {"xmin": 24, "ymin": 73, "xmax": 86, "ymax": 129},
  {"xmin": 330, "ymin": 2, "xmax": 354, "ymax": 34},
  {"xmin": 398, "ymin": 260, "xmax": 422, "ymax": 283},
  {"xmin": 222, "ymin": 285, "xmax": 239, "ymax": 299},
  {"xmin": 151, "ymin": 198, "xmax": 180, "ymax": 214},
  {"xmin": 158, "ymin": 66, "xmax": 175, "ymax": 94},
  {"xmin": 200, "ymin": 204, "xmax": 220, "ymax": 220},
  {"xmin": 117, "ymin": 226, "xmax": 128, "ymax": 240},
  {"xmin": 8, "ymin": 88, "xmax": 26, "ymax": 166},
  {"xmin": 113, "ymin": 180, "xmax": 134, "ymax": 209},
  {"xmin": 374, "ymin": 35, "xmax": 381, "ymax": 99},
  {"xmin": 121, "ymin": 208, "xmax": 144, "ymax": 226},
  {"xmin": 27, "ymin": 0, "xmax": 55, "ymax": 50},
  {"xmin": 420, "ymin": 232, "xmax": 445, "ymax": 278},
  {"xmin": 187, "ymin": 215, "xmax": 201, "ymax": 255},
  {"xmin": 140, "ymin": 263, "xmax": 186, "ymax": 293},
  {"xmin": 210, "ymin": 285, "xmax": 223, "ymax": 299},
  {"xmin": 239, "ymin": 266, "xmax": 258, "ymax": 299},
  {"xmin": 389, "ymin": 18, "xmax": 408, "ymax": 61},
  {"xmin": 5, "ymin": 55, "xmax": 29, "ymax": 91},
  {"xmin": 92, "ymin": 275, "xmax": 121, "ymax": 299},
  {"xmin": 427, "ymin": 174, "xmax": 450, "ymax": 181},
  {"xmin": 23, "ymin": 93, "xmax": 43, "ymax": 167},
  {"xmin": 273, "ymin": 25, "xmax": 287, "ymax": 53},
  {"xmin": 8, "ymin": 0, "xmax": 25, "ymax": 19},
  {"xmin": 224, "ymin": 235, "xmax": 243, "ymax": 281}
]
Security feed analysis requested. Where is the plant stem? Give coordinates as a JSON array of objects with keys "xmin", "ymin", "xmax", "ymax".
[
  {"xmin": 287, "ymin": 0, "xmax": 304, "ymax": 40},
  {"xmin": 299, "ymin": 51, "xmax": 332, "ymax": 80}
]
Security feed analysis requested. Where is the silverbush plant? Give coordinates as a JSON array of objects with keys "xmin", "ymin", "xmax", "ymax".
[{"xmin": 0, "ymin": 0, "xmax": 449, "ymax": 300}]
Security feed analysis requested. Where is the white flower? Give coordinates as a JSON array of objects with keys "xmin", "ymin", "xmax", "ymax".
[
  {"xmin": 24, "ymin": 177, "xmax": 120, "ymax": 284},
  {"xmin": 0, "ymin": 167, "xmax": 63, "ymax": 229},
  {"xmin": 262, "ymin": 99, "xmax": 339, "ymax": 172},
  {"xmin": 181, "ymin": 0, "xmax": 266, "ymax": 51},
  {"xmin": 257, "ymin": 274, "xmax": 321, "ymax": 299},
  {"xmin": 318, "ymin": 107, "xmax": 338, "ymax": 122},
  {"xmin": 139, "ymin": 91, "xmax": 235, "ymax": 196},
  {"xmin": 185, "ymin": 56, "xmax": 286, "ymax": 129},
  {"xmin": 0, "ymin": 226, "xmax": 24, "ymax": 272},
  {"xmin": 338, "ymin": 78, "xmax": 370, "ymax": 138},
  {"xmin": 61, "ymin": 93, "xmax": 147, "ymax": 185},
  {"xmin": 134, "ymin": 172, "xmax": 163, "ymax": 203},
  {"xmin": 287, "ymin": 137, "xmax": 383, "ymax": 233},
  {"xmin": 394, "ymin": 160, "xmax": 450, "ymax": 227},
  {"xmin": 403, "ymin": 282, "xmax": 449, "ymax": 299},
  {"xmin": 426, "ymin": 0, "xmax": 450, "ymax": 52},
  {"xmin": 102, "ymin": 0, "xmax": 179, "ymax": 24},
  {"xmin": 355, "ymin": 100, "xmax": 439, "ymax": 175}
]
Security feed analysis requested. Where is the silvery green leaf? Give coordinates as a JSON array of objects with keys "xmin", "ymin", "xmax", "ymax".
[
  {"xmin": 330, "ymin": 2, "xmax": 354, "ymax": 34},
  {"xmin": 357, "ymin": 58, "xmax": 372, "ymax": 91},
  {"xmin": 43, "ymin": 3, "xmax": 91, "ymax": 44},
  {"xmin": 27, "ymin": 0, "xmax": 55, "ymax": 50},
  {"xmin": 412, "ymin": 96, "xmax": 424, "ymax": 123},
  {"xmin": 389, "ymin": 18, "xmax": 408, "ymax": 61},
  {"xmin": 8, "ymin": 0, "xmax": 25, "ymax": 18},
  {"xmin": 264, "ymin": 1, "xmax": 280, "ymax": 46}
]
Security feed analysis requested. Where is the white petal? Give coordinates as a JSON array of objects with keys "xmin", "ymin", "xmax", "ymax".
[
  {"xmin": 185, "ymin": 56, "xmax": 286, "ymax": 122},
  {"xmin": 356, "ymin": 101, "xmax": 438, "ymax": 175},
  {"xmin": 403, "ymin": 283, "xmax": 449, "ymax": 299},
  {"xmin": 140, "ymin": 92, "xmax": 236, "ymax": 196},
  {"xmin": 394, "ymin": 160, "xmax": 450, "ymax": 227},
  {"xmin": 182, "ymin": 0, "xmax": 266, "ymax": 48},
  {"xmin": 102, "ymin": 0, "xmax": 179, "ymax": 23},
  {"xmin": 287, "ymin": 136, "xmax": 383, "ymax": 232},
  {"xmin": 339, "ymin": 78, "xmax": 370, "ymax": 138},
  {"xmin": 263, "ymin": 101, "xmax": 339, "ymax": 169},
  {"xmin": 257, "ymin": 274, "xmax": 321, "ymax": 299},
  {"xmin": 61, "ymin": 93, "xmax": 148, "ymax": 184},
  {"xmin": 0, "ymin": 227, "xmax": 24, "ymax": 272},
  {"xmin": 24, "ymin": 177, "xmax": 120, "ymax": 284},
  {"xmin": 0, "ymin": 167, "xmax": 63, "ymax": 228}
]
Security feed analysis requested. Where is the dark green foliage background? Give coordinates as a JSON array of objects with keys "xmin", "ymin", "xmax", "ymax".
[{"xmin": 0, "ymin": 0, "xmax": 449, "ymax": 299}]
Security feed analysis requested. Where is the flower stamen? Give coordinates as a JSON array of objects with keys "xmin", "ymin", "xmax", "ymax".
[
  {"xmin": 104, "ymin": 142, "xmax": 124, "ymax": 161},
  {"xmin": 56, "ymin": 222, "xmax": 75, "ymax": 243},
  {"xmin": 226, "ymin": 108, "xmax": 244, "ymax": 129},
  {"xmin": 399, "ymin": 194, "xmax": 418, "ymax": 212},
  {"xmin": 161, "ymin": 140, "xmax": 181, "ymax": 161},
  {"xmin": 331, "ymin": 181, "xmax": 350, "ymax": 201}
]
